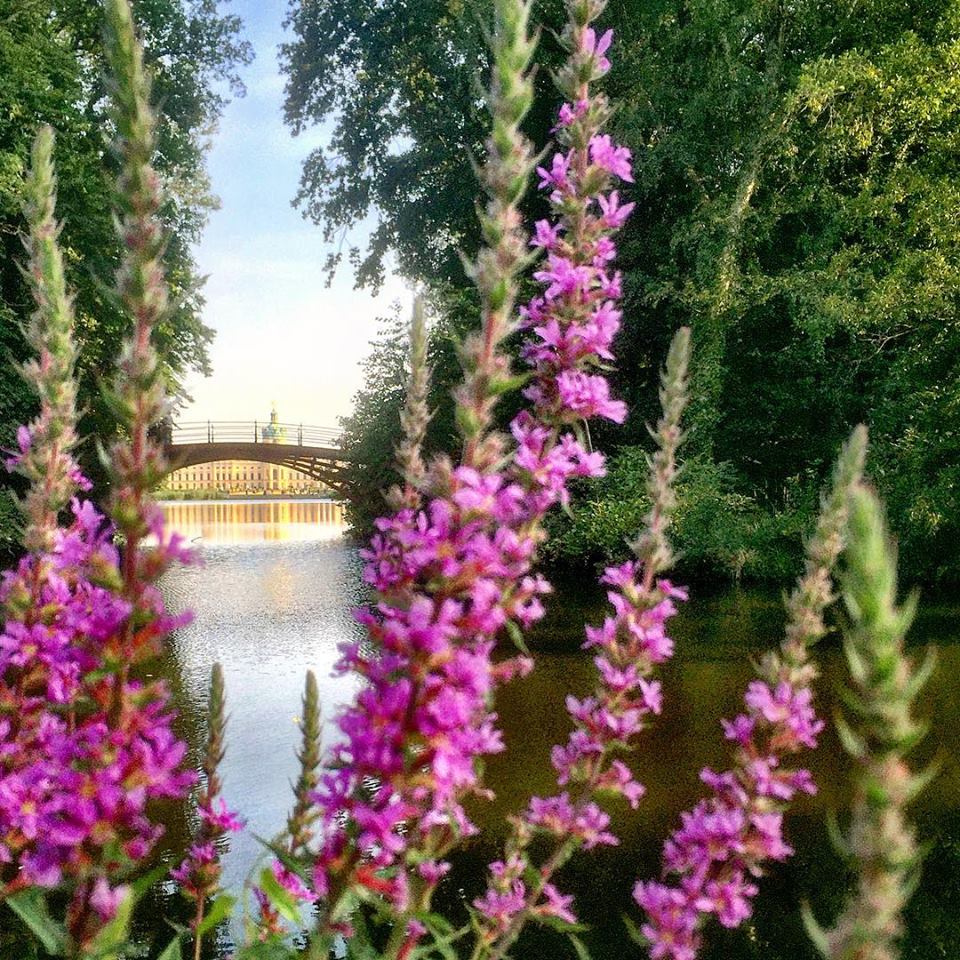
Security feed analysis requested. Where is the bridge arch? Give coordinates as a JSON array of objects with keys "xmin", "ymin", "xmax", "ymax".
[{"xmin": 162, "ymin": 421, "xmax": 351, "ymax": 496}]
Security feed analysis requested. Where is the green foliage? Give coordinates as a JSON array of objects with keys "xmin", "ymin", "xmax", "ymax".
[
  {"xmin": 0, "ymin": 494, "xmax": 23, "ymax": 565},
  {"xmin": 281, "ymin": 0, "xmax": 568, "ymax": 291},
  {"xmin": 339, "ymin": 289, "xmax": 474, "ymax": 534},
  {"xmin": 6, "ymin": 890, "xmax": 68, "ymax": 955},
  {"xmin": 283, "ymin": 0, "xmax": 960, "ymax": 583},
  {"xmin": 0, "ymin": 0, "xmax": 252, "ymax": 542},
  {"xmin": 548, "ymin": 451, "xmax": 810, "ymax": 582}
]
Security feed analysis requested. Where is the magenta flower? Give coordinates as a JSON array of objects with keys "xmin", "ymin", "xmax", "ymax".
[
  {"xmin": 589, "ymin": 134, "xmax": 634, "ymax": 182},
  {"xmin": 536, "ymin": 151, "xmax": 573, "ymax": 196},
  {"xmin": 635, "ymin": 656, "xmax": 826, "ymax": 958},
  {"xmin": 532, "ymin": 219, "xmax": 563, "ymax": 250},
  {"xmin": 582, "ymin": 27, "xmax": 614, "ymax": 74},
  {"xmin": 555, "ymin": 99, "xmax": 589, "ymax": 129},
  {"xmin": 89, "ymin": 878, "xmax": 129, "ymax": 922},
  {"xmin": 0, "ymin": 497, "xmax": 195, "ymax": 903}
]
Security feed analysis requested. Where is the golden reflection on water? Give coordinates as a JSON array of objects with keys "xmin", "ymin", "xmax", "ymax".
[{"xmin": 159, "ymin": 498, "xmax": 345, "ymax": 543}]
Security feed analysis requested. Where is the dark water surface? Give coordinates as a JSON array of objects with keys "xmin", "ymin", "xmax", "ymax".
[{"xmin": 151, "ymin": 500, "xmax": 960, "ymax": 959}]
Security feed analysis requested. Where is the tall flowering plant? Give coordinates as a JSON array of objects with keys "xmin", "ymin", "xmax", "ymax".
[
  {"xmin": 0, "ymin": 0, "xmax": 214, "ymax": 955},
  {"xmin": 803, "ymin": 484, "xmax": 932, "ymax": 960},
  {"xmin": 268, "ymin": 2, "xmax": 644, "ymax": 954},
  {"xmin": 173, "ymin": 664, "xmax": 244, "ymax": 960},
  {"xmin": 471, "ymin": 326, "xmax": 690, "ymax": 960},
  {"xmin": 634, "ymin": 427, "xmax": 867, "ymax": 959}
]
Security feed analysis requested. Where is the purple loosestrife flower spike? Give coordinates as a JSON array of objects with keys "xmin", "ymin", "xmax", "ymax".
[
  {"xmin": 101, "ymin": 0, "xmax": 189, "ymax": 600},
  {"xmin": 454, "ymin": 0, "xmax": 538, "ymax": 470},
  {"xmin": 388, "ymin": 298, "xmax": 433, "ymax": 511},
  {"xmin": 172, "ymin": 664, "xmax": 243, "ymax": 960},
  {"xmin": 287, "ymin": 670, "xmax": 323, "ymax": 856},
  {"xmin": 803, "ymin": 484, "xmax": 933, "ymax": 960},
  {"xmin": 304, "ymin": 2, "xmax": 545, "ymax": 947},
  {"xmin": 308, "ymin": 0, "xmax": 636, "ymax": 953},
  {"xmin": 14, "ymin": 126, "xmax": 83, "ymax": 554},
  {"xmin": 0, "ymin": 26, "xmax": 194, "ymax": 946},
  {"xmin": 472, "ymin": 328, "xmax": 691, "ymax": 960},
  {"xmin": 252, "ymin": 671, "xmax": 324, "ymax": 941},
  {"xmin": 0, "ymin": 3, "xmax": 202, "ymax": 948},
  {"xmin": 632, "ymin": 327, "xmax": 690, "ymax": 585},
  {"xmin": 98, "ymin": 0, "xmax": 196, "ymax": 783},
  {"xmin": 635, "ymin": 426, "xmax": 867, "ymax": 960}
]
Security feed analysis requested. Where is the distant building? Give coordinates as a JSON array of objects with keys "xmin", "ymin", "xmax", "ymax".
[{"xmin": 163, "ymin": 406, "xmax": 330, "ymax": 497}]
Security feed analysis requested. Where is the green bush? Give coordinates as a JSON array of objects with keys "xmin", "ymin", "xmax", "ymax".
[{"xmin": 548, "ymin": 451, "xmax": 813, "ymax": 583}]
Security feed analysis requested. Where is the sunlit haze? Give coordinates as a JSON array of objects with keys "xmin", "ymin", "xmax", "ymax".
[{"xmin": 181, "ymin": 1, "xmax": 410, "ymax": 429}]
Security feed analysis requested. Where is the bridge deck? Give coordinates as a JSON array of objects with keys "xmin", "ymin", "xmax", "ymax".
[{"xmin": 161, "ymin": 421, "xmax": 350, "ymax": 490}]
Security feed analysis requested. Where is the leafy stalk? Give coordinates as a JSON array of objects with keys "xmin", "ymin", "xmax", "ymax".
[
  {"xmin": 454, "ymin": 0, "xmax": 538, "ymax": 471},
  {"xmin": 286, "ymin": 671, "xmax": 322, "ymax": 856},
  {"xmin": 804, "ymin": 484, "xmax": 933, "ymax": 960},
  {"xmin": 15, "ymin": 125, "xmax": 81, "ymax": 554},
  {"xmin": 387, "ymin": 298, "xmax": 433, "ymax": 511},
  {"xmin": 102, "ymin": 0, "xmax": 173, "ymax": 577}
]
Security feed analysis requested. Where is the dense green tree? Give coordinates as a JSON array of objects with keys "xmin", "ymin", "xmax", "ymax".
[
  {"xmin": 615, "ymin": 0, "xmax": 959, "ymax": 539},
  {"xmin": 283, "ymin": 0, "xmax": 960, "ymax": 581},
  {"xmin": 339, "ymin": 288, "xmax": 473, "ymax": 533},
  {"xmin": 0, "ymin": 0, "xmax": 251, "ymax": 548},
  {"xmin": 280, "ymin": 0, "xmax": 574, "ymax": 290}
]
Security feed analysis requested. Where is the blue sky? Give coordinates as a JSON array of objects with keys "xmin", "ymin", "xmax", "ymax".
[{"xmin": 181, "ymin": 0, "xmax": 410, "ymax": 428}]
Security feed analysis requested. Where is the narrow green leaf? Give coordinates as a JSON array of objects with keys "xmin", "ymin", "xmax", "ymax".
[
  {"xmin": 505, "ymin": 619, "xmax": 530, "ymax": 655},
  {"xmin": 6, "ymin": 891, "xmax": 67, "ymax": 955},
  {"xmin": 258, "ymin": 866, "xmax": 301, "ymax": 924},
  {"xmin": 196, "ymin": 893, "xmax": 237, "ymax": 937},
  {"xmin": 539, "ymin": 914, "xmax": 590, "ymax": 933},
  {"xmin": 834, "ymin": 712, "xmax": 866, "ymax": 759},
  {"xmin": 800, "ymin": 901, "xmax": 829, "ymax": 957},
  {"xmin": 569, "ymin": 933, "xmax": 593, "ymax": 960},
  {"xmin": 252, "ymin": 834, "xmax": 310, "ymax": 883},
  {"xmin": 157, "ymin": 938, "xmax": 183, "ymax": 960},
  {"xmin": 131, "ymin": 863, "xmax": 171, "ymax": 900},
  {"xmin": 825, "ymin": 808, "xmax": 852, "ymax": 859},
  {"xmin": 902, "ymin": 646, "xmax": 937, "ymax": 702},
  {"xmin": 622, "ymin": 912, "xmax": 647, "ymax": 947}
]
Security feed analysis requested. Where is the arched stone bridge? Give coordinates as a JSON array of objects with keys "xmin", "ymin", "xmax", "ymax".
[{"xmin": 161, "ymin": 421, "xmax": 351, "ymax": 494}]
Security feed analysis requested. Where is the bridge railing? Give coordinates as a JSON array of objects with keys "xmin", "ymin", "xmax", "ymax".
[{"xmin": 167, "ymin": 421, "xmax": 342, "ymax": 448}]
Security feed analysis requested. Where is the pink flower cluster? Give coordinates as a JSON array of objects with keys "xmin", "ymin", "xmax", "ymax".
[
  {"xmin": 5, "ymin": 424, "xmax": 90, "ymax": 495},
  {"xmin": 0, "ymin": 496, "xmax": 195, "ymax": 910},
  {"xmin": 475, "ymin": 565, "xmax": 686, "ymax": 935},
  {"xmin": 557, "ymin": 566, "xmax": 686, "ymax": 797},
  {"xmin": 171, "ymin": 798, "xmax": 245, "ymax": 898},
  {"xmin": 474, "ymin": 854, "xmax": 576, "ymax": 930},
  {"xmin": 312, "ymin": 447, "xmax": 600, "ymax": 906},
  {"xmin": 634, "ymin": 676, "xmax": 823, "ymax": 959},
  {"xmin": 524, "ymin": 198, "xmax": 631, "ymax": 426},
  {"xmin": 469, "ymin": 22, "xmax": 692, "ymax": 946},
  {"xmin": 254, "ymin": 860, "xmax": 319, "ymax": 938},
  {"xmin": 307, "ymin": 21, "xmax": 637, "ymax": 916}
]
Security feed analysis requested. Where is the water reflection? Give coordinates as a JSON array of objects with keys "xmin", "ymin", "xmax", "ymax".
[
  {"xmin": 159, "ymin": 498, "xmax": 345, "ymax": 543},
  {"xmin": 158, "ymin": 500, "xmax": 363, "ymax": 910},
  {"xmin": 154, "ymin": 502, "xmax": 960, "ymax": 959}
]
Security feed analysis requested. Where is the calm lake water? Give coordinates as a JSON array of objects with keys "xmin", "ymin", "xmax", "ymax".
[{"xmin": 151, "ymin": 499, "xmax": 960, "ymax": 959}]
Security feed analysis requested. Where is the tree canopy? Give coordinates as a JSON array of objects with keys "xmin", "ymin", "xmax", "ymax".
[
  {"xmin": 0, "ymin": 0, "xmax": 251, "ymax": 542},
  {"xmin": 283, "ymin": 0, "xmax": 960, "ymax": 582}
]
